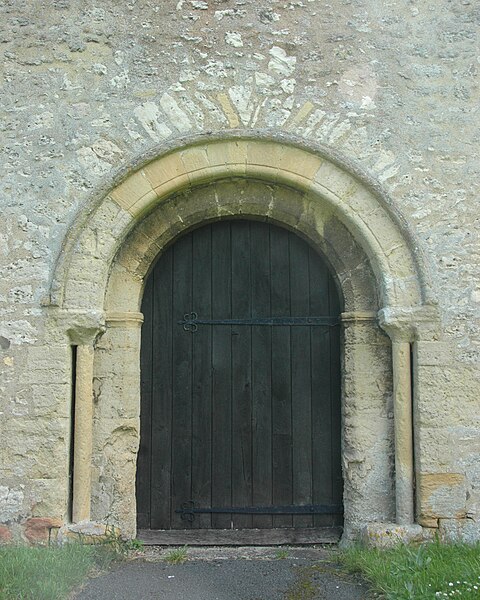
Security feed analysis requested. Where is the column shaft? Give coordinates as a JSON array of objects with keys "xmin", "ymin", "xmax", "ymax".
[
  {"xmin": 392, "ymin": 341, "xmax": 414, "ymax": 524},
  {"xmin": 72, "ymin": 344, "xmax": 95, "ymax": 523}
]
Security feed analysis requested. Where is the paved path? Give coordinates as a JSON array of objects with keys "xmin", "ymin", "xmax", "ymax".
[{"xmin": 75, "ymin": 547, "xmax": 370, "ymax": 600}]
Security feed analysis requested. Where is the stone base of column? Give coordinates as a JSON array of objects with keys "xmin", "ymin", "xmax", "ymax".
[
  {"xmin": 56, "ymin": 521, "xmax": 122, "ymax": 545},
  {"xmin": 359, "ymin": 522, "xmax": 434, "ymax": 549}
]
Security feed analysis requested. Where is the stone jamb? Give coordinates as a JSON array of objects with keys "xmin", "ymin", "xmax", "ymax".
[{"xmin": 339, "ymin": 311, "xmax": 395, "ymax": 541}]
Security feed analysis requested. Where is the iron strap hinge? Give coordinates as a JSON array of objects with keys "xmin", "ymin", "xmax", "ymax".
[
  {"xmin": 179, "ymin": 312, "xmax": 339, "ymax": 332},
  {"xmin": 176, "ymin": 501, "xmax": 344, "ymax": 522}
]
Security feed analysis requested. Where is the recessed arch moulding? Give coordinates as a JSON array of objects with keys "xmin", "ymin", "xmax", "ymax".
[{"xmin": 49, "ymin": 135, "xmax": 440, "ymax": 541}]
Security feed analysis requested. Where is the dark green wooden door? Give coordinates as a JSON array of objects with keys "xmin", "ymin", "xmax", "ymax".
[{"xmin": 137, "ymin": 220, "xmax": 342, "ymax": 535}]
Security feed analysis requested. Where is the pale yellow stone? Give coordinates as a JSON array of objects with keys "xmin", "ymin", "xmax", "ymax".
[
  {"xmin": 314, "ymin": 161, "xmax": 358, "ymax": 198},
  {"xmin": 391, "ymin": 341, "xmax": 414, "ymax": 525},
  {"xmin": 361, "ymin": 523, "xmax": 428, "ymax": 549},
  {"xmin": 180, "ymin": 146, "xmax": 210, "ymax": 175},
  {"xmin": 287, "ymin": 101, "xmax": 315, "ymax": 128},
  {"xmin": 72, "ymin": 344, "xmax": 94, "ymax": 523},
  {"xmin": 341, "ymin": 311, "xmax": 377, "ymax": 322},
  {"xmin": 247, "ymin": 143, "xmax": 323, "ymax": 184},
  {"xmin": 246, "ymin": 141, "xmax": 288, "ymax": 169},
  {"xmin": 244, "ymin": 163, "xmax": 278, "ymax": 184},
  {"xmin": 143, "ymin": 153, "xmax": 188, "ymax": 189},
  {"xmin": 384, "ymin": 244, "xmax": 418, "ymax": 280},
  {"xmin": 417, "ymin": 473, "xmax": 467, "ymax": 519},
  {"xmin": 105, "ymin": 312, "xmax": 144, "ymax": 327},
  {"xmin": 106, "ymin": 272, "xmax": 143, "ymax": 313},
  {"xmin": 151, "ymin": 174, "xmax": 190, "ymax": 201},
  {"xmin": 364, "ymin": 206, "xmax": 404, "ymax": 248},
  {"xmin": 205, "ymin": 140, "xmax": 249, "ymax": 175},
  {"xmin": 128, "ymin": 189, "xmax": 159, "ymax": 217},
  {"xmin": 343, "ymin": 186, "xmax": 378, "ymax": 215},
  {"xmin": 418, "ymin": 515, "xmax": 439, "ymax": 528},
  {"xmin": 110, "ymin": 173, "xmax": 153, "ymax": 211},
  {"xmin": 217, "ymin": 93, "xmax": 240, "ymax": 127}
]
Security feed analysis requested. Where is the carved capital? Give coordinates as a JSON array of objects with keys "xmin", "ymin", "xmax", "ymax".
[
  {"xmin": 378, "ymin": 304, "xmax": 441, "ymax": 343},
  {"xmin": 48, "ymin": 308, "xmax": 106, "ymax": 345}
]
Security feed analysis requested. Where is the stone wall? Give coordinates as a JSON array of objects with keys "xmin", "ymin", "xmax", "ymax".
[{"xmin": 0, "ymin": 0, "xmax": 478, "ymax": 543}]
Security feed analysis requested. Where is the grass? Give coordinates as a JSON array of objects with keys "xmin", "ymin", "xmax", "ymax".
[
  {"xmin": 0, "ymin": 532, "xmax": 142, "ymax": 600},
  {"xmin": 0, "ymin": 542, "xmax": 121, "ymax": 600},
  {"xmin": 163, "ymin": 545, "xmax": 188, "ymax": 564},
  {"xmin": 275, "ymin": 548, "xmax": 289, "ymax": 559},
  {"xmin": 341, "ymin": 540, "xmax": 480, "ymax": 599}
]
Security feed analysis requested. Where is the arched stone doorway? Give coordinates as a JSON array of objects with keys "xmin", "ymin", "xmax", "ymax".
[{"xmin": 47, "ymin": 135, "xmax": 439, "ymax": 542}]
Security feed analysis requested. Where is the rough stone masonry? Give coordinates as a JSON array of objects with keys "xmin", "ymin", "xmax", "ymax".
[{"xmin": 0, "ymin": 0, "xmax": 478, "ymax": 545}]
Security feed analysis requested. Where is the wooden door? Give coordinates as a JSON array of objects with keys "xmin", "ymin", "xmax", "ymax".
[{"xmin": 137, "ymin": 220, "xmax": 343, "ymax": 543}]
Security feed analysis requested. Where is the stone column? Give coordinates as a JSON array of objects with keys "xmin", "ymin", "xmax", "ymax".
[
  {"xmin": 72, "ymin": 343, "xmax": 95, "ymax": 522},
  {"xmin": 378, "ymin": 309, "xmax": 416, "ymax": 526},
  {"xmin": 391, "ymin": 339, "xmax": 415, "ymax": 524}
]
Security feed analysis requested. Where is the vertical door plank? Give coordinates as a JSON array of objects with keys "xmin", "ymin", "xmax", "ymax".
[
  {"xmin": 231, "ymin": 221, "xmax": 253, "ymax": 528},
  {"xmin": 191, "ymin": 226, "xmax": 213, "ymax": 529},
  {"xmin": 137, "ymin": 274, "xmax": 154, "ymax": 529},
  {"xmin": 289, "ymin": 233, "xmax": 313, "ymax": 528},
  {"xmin": 211, "ymin": 222, "xmax": 232, "ymax": 528},
  {"xmin": 250, "ymin": 222, "xmax": 273, "ymax": 528},
  {"xmin": 309, "ymin": 247, "xmax": 333, "ymax": 527},
  {"xmin": 170, "ymin": 234, "xmax": 193, "ymax": 529},
  {"xmin": 150, "ymin": 250, "xmax": 174, "ymax": 529},
  {"xmin": 270, "ymin": 226, "xmax": 293, "ymax": 528}
]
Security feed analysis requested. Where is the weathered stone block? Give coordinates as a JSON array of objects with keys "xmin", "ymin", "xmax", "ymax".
[
  {"xmin": 110, "ymin": 173, "xmax": 153, "ymax": 212},
  {"xmin": 24, "ymin": 517, "xmax": 63, "ymax": 544},
  {"xmin": 180, "ymin": 146, "xmax": 210, "ymax": 175},
  {"xmin": 206, "ymin": 140, "xmax": 249, "ymax": 173},
  {"xmin": 417, "ymin": 472, "xmax": 467, "ymax": 520},
  {"xmin": 314, "ymin": 161, "xmax": 357, "ymax": 199},
  {"xmin": 439, "ymin": 518, "xmax": 480, "ymax": 544},
  {"xmin": 417, "ymin": 515, "xmax": 439, "ymax": 528},
  {"xmin": 143, "ymin": 153, "xmax": 188, "ymax": 189}
]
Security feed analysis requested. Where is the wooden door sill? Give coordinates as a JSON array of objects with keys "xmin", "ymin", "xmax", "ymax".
[{"xmin": 137, "ymin": 527, "xmax": 342, "ymax": 546}]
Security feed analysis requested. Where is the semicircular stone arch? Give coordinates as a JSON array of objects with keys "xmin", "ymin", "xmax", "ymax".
[
  {"xmin": 51, "ymin": 136, "xmax": 433, "ymax": 317},
  {"xmin": 52, "ymin": 136, "xmax": 440, "ymax": 542}
]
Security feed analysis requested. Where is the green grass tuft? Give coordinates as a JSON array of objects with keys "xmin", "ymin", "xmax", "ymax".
[
  {"xmin": 341, "ymin": 540, "xmax": 480, "ymax": 599},
  {"xmin": 163, "ymin": 545, "xmax": 188, "ymax": 564}
]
